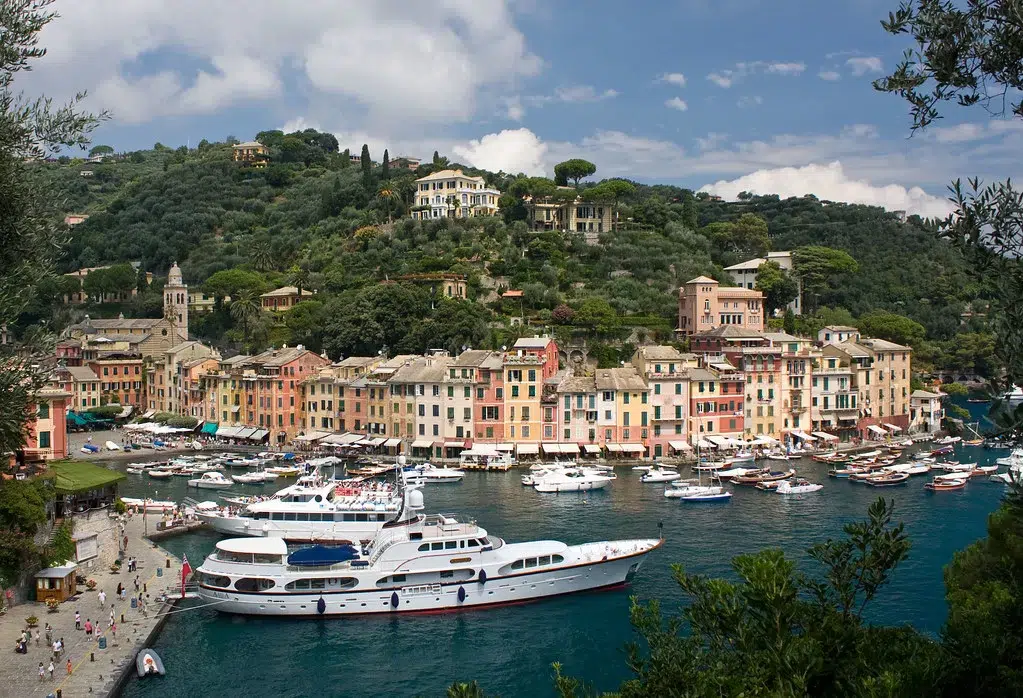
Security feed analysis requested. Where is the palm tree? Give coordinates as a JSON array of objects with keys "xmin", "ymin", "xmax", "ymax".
[
  {"xmin": 250, "ymin": 242, "xmax": 274, "ymax": 272},
  {"xmin": 378, "ymin": 186, "xmax": 398, "ymax": 223},
  {"xmin": 286, "ymin": 264, "xmax": 310, "ymax": 297},
  {"xmin": 447, "ymin": 195, "xmax": 461, "ymax": 219},
  {"xmin": 230, "ymin": 289, "xmax": 261, "ymax": 342}
]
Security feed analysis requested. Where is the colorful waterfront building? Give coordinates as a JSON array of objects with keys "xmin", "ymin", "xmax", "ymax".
[
  {"xmin": 19, "ymin": 386, "xmax": 71, "ymax": 466},
  {"xmin": 54, "ymin": 365, "xmax": 102, "ymax": 412},
  {"xmin": 688, "ymin": 366, "xmax": 745, "ymax": 447},
  {"xmin": 630, "ymin": 345, "xmax": 697, "ymax": 458},
  {"xmin": 455, "ymin": 350, "xmax": 505, "ymax": 446},
  {"xmin": 594, "ymin": 366, "xmax": 650, "ymax": 457},
  {"xmin": 811, "ymin": 349, "xmax": 859, "ymax": 440}
]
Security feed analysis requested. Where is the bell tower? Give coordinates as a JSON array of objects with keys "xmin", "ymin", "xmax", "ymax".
[{"xmin": 164, "ymin": 262, "xmax": 188, "ymax": 343}]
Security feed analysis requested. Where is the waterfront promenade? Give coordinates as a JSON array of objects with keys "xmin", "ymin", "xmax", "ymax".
[{"xmin": 0, "ymin": 512, "xmax": 187, "ymax": 697}]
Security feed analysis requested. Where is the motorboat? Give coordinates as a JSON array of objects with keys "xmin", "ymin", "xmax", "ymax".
[
  {"xmin": 775, "ymin": 478, "xmax": 823, "ymax": 494},
  {"xmin": 969, "ymin": 464, "xmax": 999, "ymax": 477},
  {"xmin": 120, "ymin": 498, "xmax": 177, "ymax": 512},
  {"xmin": 925, "ymin": 477, "xmax": 967, "ymax": 491},
  {"xmin": 664, "ymin": 480, "xmax": 723, "ymax": 498},
  {"xmin": 534, "ymin": 468, "xmax": 612, "ymax": 493},
  {"xmin": 935, "ymin": 436, "xmax": 962, "ymax": 445},
  {"xmin": 829, "ymin": 466, "xmax": 868, "ymax": 478},
  {"xmin": 640, "ymin": 468, "xmax": 680, "ymax": 483},
  {"xmin": 864, "ymin": 472, "xmax": 910, "ymax": 487},
  {"xmin": 765, "ymin": 451, "xmax": 798, "ymax": 462},
  {"xmin": 733, "ymin": 469, "xmax": 795, "ymax": 485},
  {"xmin": 136, "ymin": 648, "xmax": 166, "ymax": 677},
  {"xmin": 692, "ymin": 460, "xmax": 726, "ymax": 471},
  {"xmin": 266, "ymin": 465, "xmax": 303, "ymax": 477},
  {"xmin": 147, "ymin": 469, "xmax": 174, "ymax": 479},
  {"xmin": 412, "ymin": 463, "xmax": 465, "ymax": 483},
  {"xmin": 631, "ymin": 465, "xmax": 652, "ymax": 472},
  {"xmin": 195, "ymin": 489, "xmax": 661, "ymax": 616},
  {"xmin": 996, "ymin": 449, "xmax": 1023, "ymax": 468},
  {"xmin": 934, "ymin": 461, "xmax": 976, "ymax": 473},
  {"xmin": 896, "ymin": 464, "xmax": 931, "ymax": 476},
  {"xmin": 232, "ymin": 472, "xmax": 276, "ymax": 484},
  {"xmin": 105, "ymin": 441, "xmax": 121, "ymax": 451},
  {"xmin": 197, "ymin": 480, "xmax": 404, "ymax": 543},
  {"xmin": 189, "ymin": 472, "xmax": 234, "ymax": 489}
]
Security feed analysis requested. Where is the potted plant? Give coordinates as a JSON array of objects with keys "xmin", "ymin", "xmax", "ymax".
[
  {"xmin": 45, "ymin": 598, "xmax": 59, "ymax": 612},
  {"xmin": 25, "ymin": 615, "xmax": 38, "ymax": 627},
  {"xmin": 85, "ymin": 579, "xmax": 97, "ymax": 591}
]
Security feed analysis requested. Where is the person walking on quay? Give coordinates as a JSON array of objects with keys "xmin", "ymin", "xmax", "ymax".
[
  {"xmin": 58, "ymin": 638, "xmax": 64, "ymax": 656},
  {"xmin": 48, "ymin": 660, "xmax": 54, "ymax": 680},
  {"xmin": 66, "ymin": 658, "xmax": 72, "ymax": 676},
  {"xmin": 38, "ymin": 662, "xmax": 44, "ymax": 682},
  {"xmin": 45, "ymin": 623, "xmax": 52, "ymax": 646},
  {"xmin": 109, "ymin": 609, "xmax": 115, "ymax": 628},
  {"xmin": 116, "ymin": 582, "xmax": 122, "ymax": 598},
  {"xmin": 98, "ymin": 589, "xmax": 106, "ymax": 607},
  {"xmin": 75, "ymin": 610, "xmax": 81, "ymax": 630},
  {"xmin": 134, "ymin": 575, "xmax": 140, "ymax": 592},
  {"xmin": 51, "ymin": 638, "xmax": 59, "ymax": 656}
]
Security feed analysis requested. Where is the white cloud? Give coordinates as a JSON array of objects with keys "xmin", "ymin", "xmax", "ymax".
[
  {"xmin": 665, "ymin": 97, "xmax": 689, "ymax": 112},
  {"xmin": 737, "ymin": 95, "xmax": 763, "ymax": 108},
  {"xmin": 765, "ymin": 62, "xmax": 805, "ymax": 75},
  {"xmin": 706, "ymin": 60, "xmax": 806, "ymax": 88},
  {"xmin": 700, "ymin": 161, "xmax": 953, "ymax": 217},
  {"xmin": 696, "ymin": 132, "xmax": 729, "ymax": 150},
  {"xmin": 553, "ymin": 85, "xmax": 618, "ymax": 102},
  {"xmin": 846, "ymin": 56, "xmax": 883, "ymax": 76},
  {"xmin": 453, "ymin": 128, "xmax": 548, "ymax": 175},
  {"xmin": 504, "ymin": 97, "xmax": 525, "ymax": 121},
  {"xmin": 660, "ymin": 72, "xmax": 687, "ymax": 87},
  {"xmin": 29, "ymin": 1, "xmax": 541, "ymax": 129},
  {"xmin": 818, "ymin": 70, "xmax": 841, "ymax": 81}
]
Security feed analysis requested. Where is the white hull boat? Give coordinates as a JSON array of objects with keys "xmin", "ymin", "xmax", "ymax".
[
  {"xmin": 414, "ymin": 464, "xmax": 465, "ymax": 483},
  {"xmin": 775, "ymin": 479, "xmax": 823, "ymax": 495},
  {"xmin": 534, "ymin": 469, "xmax": 611, "ymax": 492},
  {"xmin": 105, "ymin": 441, "xmax": 121, "ymax": 451},
  {"xmin": 189, "ymin": 472, "xmax": 234, "ymax": 489},
  {"xmin": 681, "ymin": 488, "xmax": 732, "ymax": 502},
  {"xmin": 640, "ymin": 469, "xmax": 680, "ymax": 483},
  {"xmin": 147, "ymin": 469, "xmax": 174, "ymax": 479},
  {"xmin": 196, "ymin": 491, "xmax": 660, "ymax": 617},
  {"xmin": 664, "ymin": 483, "xmax": 723, "ymax": 498},
  {"xmin": 120, "ymin": 498, "xmax": 177, "ymax": 512}
]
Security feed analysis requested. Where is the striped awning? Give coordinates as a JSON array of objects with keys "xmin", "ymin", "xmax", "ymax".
[
  {"xmin": 583, "ymin": 444, "xmax": 602, "ymax": 454},
  {"xmin": 383, "ymin": 438, "xmax": 402, "ymax": 448},
  {"xmin": 516, "ymin": 443, "xmax": 539, "ymax": 455},
  {"xmin": 411, "ymin": 439, "xmax": 435, "ymax": 449},
  {"xmin": 668, "ymin": 440, "xmax": 692, "ymax": 451}
]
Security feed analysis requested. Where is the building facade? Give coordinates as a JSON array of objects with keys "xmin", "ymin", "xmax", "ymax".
[
  {"xmin": 411, "ymin": 169, "xmax": 500, "ymax": 220},
  {"xmin": 677, "ymin": 276, "xmax": 765, "ymax": 337},
  {"xmin": 724, "ymin": 251, "xmax": 802, "ymax": 315}
]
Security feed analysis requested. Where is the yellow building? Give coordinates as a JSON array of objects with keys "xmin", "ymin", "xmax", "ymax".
[
  {"xmin": 503, "ymin": 351, "xmax": 544, "ymax": 450},
  {"xmin": 411, "ymin": 169, "xmax": 500, "ymax": 220},
  {"xmin": 764, "ymin": 332, "xmax": 819, "ymax": 441},
  {"xmin": 232, "ymin": 141, "xmax": 269, "ymax": 167},
  {"xmin": 524, "ymin": 187, "xmax": 617, "ymax": 242}
]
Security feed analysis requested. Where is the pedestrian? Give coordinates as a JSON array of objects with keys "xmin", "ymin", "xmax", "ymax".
[
  {"xmin": 134, "ymin": 575, "xmax": 140, "ymax": 592},
  {"xmin": 109, "ymin": 610, "xmax": 114, "ymax": 627},
  {"xmin": 116, "ymin": 582, "xmax": 122, "ymax": 597},
  {"xmin": 98, "ymin": 589, "xmax": 106, "ymax": 606},
  {"xmin": 75, "ymin": 610, "xmax": 81, "ymax": 630},
  {"xmin": 66, "ymin": 657, "xmax": 72, "ymax": 675},
  {"xmin": 110, "ymin": 621, "xmax": 116, "ymax": 638},
  {"xmin": 45, "ymin": 623, "xmax": 52, "ymax": 645},
  {"xmin": 58, "ymin": 638, "xmax": 64, "ymax": 656},
  {"xmin": 120, "ymin": 587, "xmax": 127, "ymax": 601},
  {"xmin": 38, "ymin": 662, "xmax": 45, "ymax": 682},
  {"xmin": 84, "ymin": 619, "xmax": 92, "ymax": 636},
  {"xmin": 51, "ymin": 639, "xmax": 59, "ymax": 656},
  {"xmin": 48, "ymin": 660, "xmax": 54, "ymax": 680},
  {"xmin": 123, "ymin": 535, "xmax": 129, "ymax": 551}
]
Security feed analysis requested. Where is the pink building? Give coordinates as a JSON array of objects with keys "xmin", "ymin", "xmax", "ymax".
[
  {"xmin": 512, "ymin": 336, "xmax": 559, "ymax": 379},
  {"xmin": 689, "ymin": 366, "xmax": 746, "ymax": 445},
  {"xmin": 454, "ymin": 350, "xmax": 505, "ymax": 444},
  {"xmin": 677, "ymin": 276, "xmax": 765, "ymax": 337}
]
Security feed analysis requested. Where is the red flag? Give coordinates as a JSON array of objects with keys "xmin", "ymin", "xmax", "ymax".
[{"xmin": 180, "ymin": 554, "xmax": 192, "ymax": 598}]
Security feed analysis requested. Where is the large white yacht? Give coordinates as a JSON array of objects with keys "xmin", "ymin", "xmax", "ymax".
[
  {"xmin": 533, "ymin": 467, "xmax": 612, "ymax": 492},
  {"xmin": 196, "ymin": 479, "xmax": 402, "ymax": 543},
  {"xmin": 195, "ymin": 489, "xmax": 660, "ymax": 616}
]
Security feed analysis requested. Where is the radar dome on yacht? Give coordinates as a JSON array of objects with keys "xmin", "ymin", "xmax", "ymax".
[
  {"xmin": 407, "ymin": 489, "xmax": 424, "ymax": 509},
  {"xmin": 397, "ymin": 455, "xmax": 406, "ymax": 466}
]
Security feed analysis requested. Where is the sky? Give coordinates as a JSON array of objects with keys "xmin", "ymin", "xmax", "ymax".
[{"xmin": 21, "ymin": 0, "xmax": 1023, "ymax": 217}]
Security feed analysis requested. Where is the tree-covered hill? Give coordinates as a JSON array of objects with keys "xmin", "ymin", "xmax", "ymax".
[{"xmin": 33, "ymin": 132, "xmax": 992, "ymax": 376}]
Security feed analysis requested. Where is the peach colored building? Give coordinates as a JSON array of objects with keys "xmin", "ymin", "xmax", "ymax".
[
  {"xmin": 677, "ymin": 276, "xmax": 765, "ymax": 337},
  {"xmin": 261, "ymin": 286, "xmax": 315, "ymax": 311},
  {"xmin": 21, "ymin": 386, "xmax": 71, "ymax": 465}
]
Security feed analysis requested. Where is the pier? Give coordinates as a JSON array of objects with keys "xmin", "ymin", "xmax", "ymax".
[{"xmin": 0, "ymin": 511, "xmax": 189, "ymax": 697}]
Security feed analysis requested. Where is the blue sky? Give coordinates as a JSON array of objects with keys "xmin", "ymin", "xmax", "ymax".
[{"xmin": 24, "ymin": 0, "xmax": 1020, "ymax": 216}]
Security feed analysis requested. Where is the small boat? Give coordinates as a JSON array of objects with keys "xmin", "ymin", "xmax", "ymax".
[
  {"xmin": 188, "ymin": 472, "xmax": 234, "ymax": 489},
  {"xmin": 733, "ymin": 469, "xmax": 795, "ymax": 485},
  {"xmin": 414, "ymin": 464, "xmax": 465, "ymax": 482},
  {"xmin": 231, "ymin": 472, "xmax": 270, "ymax": 484},
  {"xmin": 640, "ymin": 468, "xmax": 680, "ymax": 483},
  {"xmin": 265, "ymin": 465, "xmax": 303, "ymax": 477},
  {"xmin": 935, "ymin": 436, "xmax": 962, "ymax": 446},
  {"xmin": 136, "ymin": 648, "xmax": 166, "ymax": 677},
  {"xmin": 664, "ymin": 481, "xmax": 723, "ymax": 498},
  {"xmin": 829, "ymin": 466, "xmax": 868, "ymax": 478},
  {"xmin": 105, "ymin": 441, "xmax": 121, "ymax": 451},
  {"xmin": 80, "ymin": 443, "xmax": 101, "ymax": 454},
  {"xmin": 969, "ymin": 464, "xmax": 999, "ymax": 477},
  {"xmin": 715, "ymin": 466, "xmax": 765, "ymax": 480},
  {"xmin": 754, "ymin": 480, "xmax": 781, "ymax": 491},
  {"xmin": 925, "ymin": 477, "xmax": 967, "ymax": 491},
  {"xmin": 692, "ymin": 461, "xmax": 726, "ymax": 471},
  {"xmin": 681, "ymin": 489, "xmax": 732, "ymax": 502},
  {"xmin": 631, "ymin": 465, "xmax": 652, "ymax": 472},
  {"xmin": 864, "ymin": 472, "xmax": 910, "ymax": 487},
  {"xmin": 902, "ymin": 464, "xmax": 932, "ymax": 476},
  {"xmin": 765, "ymin": 453, "xmax": 798, "ymax": 462},
  {"xmin": 120, "ymin": 498, "xmax": 177, "ymax": 512},
  {"xmin": 147, "ymin": 469, "xmax": 174, "ymax": 479},
  {"xmin": 776, "ymin": 478, "xmax": 823, "ymax": 494},
  {"xmin": 965, "ymin": 439, "xmax": 984, "ymax": 446}
]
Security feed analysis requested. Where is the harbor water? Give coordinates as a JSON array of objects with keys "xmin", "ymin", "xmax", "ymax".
[{"xmin": 110, "ymin": 437, "xmax": 1008, "ymax": 697}]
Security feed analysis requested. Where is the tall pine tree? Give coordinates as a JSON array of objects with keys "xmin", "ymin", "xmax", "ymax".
[
  {"xmin": 381, "ymin": 149, "xmax": 390, "ymax": 180},
  {"xmin": 360, "ymin": 144, "xmax": 371, "ymax": 179}
]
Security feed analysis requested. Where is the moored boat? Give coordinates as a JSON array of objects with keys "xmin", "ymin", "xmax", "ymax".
[
  {"xmin": 864, "ymin": 472, "xmax": 910, "ymax": 487},
  {"xmin": 776, "ymin": 478, "xmax": 823, "ymax": 494},
  {"xmin": 195, "ymin": 490, "xmax": 661, "ymax": 616},
  {"xmin": 925, "ymin": 477, "xmax": 967, "ymax": 491},
  {"xmin": 733, "ymin": 469, "xmax": 795, "ymax": 485},
  {"xmin": 188, "ymin": 472, "xmax": 234, "ymax": 489},
  {"xmin": 534, "ymin": 468, "xmax": 611, "ymax": 493},
  {"xmin": 640, "ymin": 468, "xmax": 680, "ymax": 483}
]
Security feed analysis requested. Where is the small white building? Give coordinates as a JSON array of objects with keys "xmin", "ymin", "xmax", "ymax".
[
  {"xmin": 910, "ymin": 389, "xmax": 944, "ymax": 434},
  {"xmin": 724, "ymin": 251, "xmax": 802, "ymax": 315},
  {"xmin": 818, "ymin": 325, "xmax": 860, "ymax": 345}
]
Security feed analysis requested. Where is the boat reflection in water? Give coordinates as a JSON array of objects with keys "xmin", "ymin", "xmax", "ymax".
[{"xmin": 196, "ymin": 488, "xmax": 661, "ymax": 616}]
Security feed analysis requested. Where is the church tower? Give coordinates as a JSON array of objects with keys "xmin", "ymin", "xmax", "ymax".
[{"xmin": 164, "ymin": 262, "xmax": 189, "ymax": 343}]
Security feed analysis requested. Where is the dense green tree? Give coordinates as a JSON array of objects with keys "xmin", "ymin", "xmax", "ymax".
[
  {"xmin": 322, "ymin": 283, "xmax": 430, "ymax": 357},
  {"xmin": 360, "ymin": 144, "xmax": 371, "ymax": 179},
  {"xmin": 755, "ymin": 260, "xmax": 799, "ymax": 315},
  {"xmin": 574, "ymin": 297, "xmax": 621, "ymax": 335},
  {"xmin": 792, "ymin": 246, "xmax": 859, "ymax": 312},
  {"xmin": 204, "ymin": 268, "xmax": 267, "ymax": 306},
  {"xmin": 857, "ymin": 310, "xmax": 927, "ymax": 349},
  {"xmin": 282, "ymin": 300, "xmax": 326, "ymax": 352},
  {"xmin": 381, "ymin": 149, "xmax": 390, "ymax": 180},
  {"xmin": 876, "ymin": 0, "xmax": 1023, "ymax": 398},
  {"xmin": 0, "ymin": 0, "xmax": 103, "ymax": 467},
  {"xmin": 680, "ymin": 190, "xmax": 698, "ymax": 230},
  {"xmin": 553, "ymin": 159, "xmax": 597, "ymax": 187},
  {"xmin": 88, "ymin": 144, "xmax": 113, "ymax": 157}
]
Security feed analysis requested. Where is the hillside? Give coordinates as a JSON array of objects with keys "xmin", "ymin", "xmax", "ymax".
[{"xmin": 34, "ymin": 132, "xmax": 991, "ymax": 376}]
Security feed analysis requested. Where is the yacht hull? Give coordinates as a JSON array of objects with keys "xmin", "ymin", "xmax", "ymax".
[
  {"xmin": 197, "ymin": 513, "xmax": 384, "ymax": 543},
  {"xmin": 197, "ymin": 547, "xmax": 652, "ymax": 616}
]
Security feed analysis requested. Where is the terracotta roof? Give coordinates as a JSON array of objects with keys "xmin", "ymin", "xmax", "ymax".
[
  {"xmin": 858, "ymin": 337, "xmax": 912, "ymax": 352},
  {"xmin": 686, "ymin": 275, "xmax": 718, "ymax": 284},
  {"xmin": 594, "ymin": 366, "xmax": 647, "ymax": 391},
  {"xmin": 513, "ymin": 336, "xmax": 553, "ymax": 349},
  {"xmin": 911, "ymin": 389, "xmax": 943, "ymax": 399},
  {"xmin": 261, "ymin": 286, "xmax": 315, "ymax": 298},
  {"xmin": 558, "ymin": 375, "xmax": 596, "ymax": 393},
  {"xmin": 635, "ymin": 345, "xmax": 686, "ymax": 360}
]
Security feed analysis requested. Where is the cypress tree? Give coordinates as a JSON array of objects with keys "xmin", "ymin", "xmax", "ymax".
[
  {"xmin": 381, "ymin": 149, "xmax": 390, "ymax": 180},
  {"xmin": 360, "ymin": 144, "xmax": 371, "ymax": 178}
]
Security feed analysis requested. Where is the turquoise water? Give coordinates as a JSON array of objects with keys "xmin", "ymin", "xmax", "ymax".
[{"xmin": 115, "ymin": 430, "xmax": 1005, "ymax": 696}]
